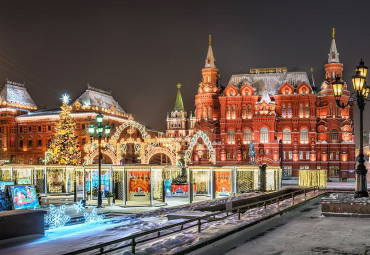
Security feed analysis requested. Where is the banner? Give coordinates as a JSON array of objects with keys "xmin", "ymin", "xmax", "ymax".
[
  {"xmin": 129, "ymin": 170, "xmax": 150, "ymax": 196},
  {"xmin": 215, "ymin": 171, "xmax": 232, "ymax": 197}
]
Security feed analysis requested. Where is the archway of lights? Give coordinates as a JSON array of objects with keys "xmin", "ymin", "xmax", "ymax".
[
  {"xmin": 84, "ymin": 117, "xmax": 181, "ymax": 166},
  {"xmin": 184, "ymin": 130, "xmax": 216, "ymax": 165}
]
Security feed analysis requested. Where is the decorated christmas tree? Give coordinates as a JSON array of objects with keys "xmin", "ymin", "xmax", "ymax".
[{"xmin": 46, "ymin": 94, "xmax": 82, "ymax": 165}]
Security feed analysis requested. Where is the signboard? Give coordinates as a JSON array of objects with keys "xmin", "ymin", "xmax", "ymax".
[
  {"xmin": 9, "ymin": 185, "xmax": 39, "ymax": 210},
  {"xmin": 215, "ymin": 171, "xmax": 232, "ymax": 197}
]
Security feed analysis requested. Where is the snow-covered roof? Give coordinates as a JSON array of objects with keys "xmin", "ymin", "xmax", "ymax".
[
  {"xmin": 74, "ymin": 85, "xmax": 125, "ymax": 113},
  {"xmin": 0, "ymin": 80, "xmax": 37, "ymax": 108},
  {"xmin": 228, "ymin": 72, "xmax": 310, "ymax": 96}
]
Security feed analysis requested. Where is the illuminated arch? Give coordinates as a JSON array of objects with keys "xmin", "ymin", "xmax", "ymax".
[
  {"xmin": 142, "ymin": 146, "xmax": 178, "ymax": 166},
  {"xmin": 112, "ymin": 119, "xmax": 150, "ymax": 141},
  {"xmin": 85, "ymin": 150, "xmax": 120, "ymax": 165},
  {"xmin": 184, "ymin": 131, "xmax": 216, "ymax": 165},
  {"xmin": 255, "ymin": 157, "xmax": 275, "ymax": 164}
]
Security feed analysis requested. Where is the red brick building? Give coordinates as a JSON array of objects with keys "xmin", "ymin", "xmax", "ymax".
[{"xmin": 168, "ymin": 33, "xmax": 355, "ymax": 180}]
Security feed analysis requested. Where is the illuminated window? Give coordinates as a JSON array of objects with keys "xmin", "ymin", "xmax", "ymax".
[
  {"xmin": 29, "ymin": 158, "xmax": 33, "ymax": 165},
  {"xmin": 283, "ymin": 128, "xmax": 291, "ymax": 144},
  {"xmin": 283, "ymin": 166, "xmax": 292, "ymax": 176},
  {"xmin": 227, "ymin": 130, "xmax": 235, "ymax": 144},
  {"xmin": 300, "ymin": 128, "xmax": 308, "ymax": 144},
  {"xmin": 335, "ymin": 105, "xmax": 338, "ymax": 118},
  {"xmin": 248, "ymin": 105, "xmax": 252, "ymax": 118},
  {"xmin": 232, "ymin": 106, "xmax": 236, "ymax": 119},
  {"xmin": 242, "ymin": 106, "xmax": 246, "ymax": 119},
  {"xmin": 329, "ymin": 105, "xmax": 333, "ymax": 117},
  {"xmin": 288, "ymin": 151, "xmax": 293, "ymax": 159},
  {"xmin": 208, "ymin": 108, "xmax": 211, "ymax": 119},
  {"xmin": 306, "ymin": 151, "xmax": 310, "ymax": 160},
  {"xmin": 305, "ymin": 104, "xmax": 309, "ymax": 118},
  {"xmin": 203, "ymin": 108, "xmax": 207, "ymax": 119},
  {"xmin": 288, "ymin": 105, "xmax": 292, "ymax": 117},
  {"xmin": 299, "ymin": 104, "xmax": 303, "ymax": 118},
  {"xmin": 299, "ymin": 151, "xmax": 303, "ymax": 159},
  {"xmin": 227, "ymin": 106, "xmax": 231, "ymax": 119},
  {"xmin": 260, "ymin": 127, "xmax": 268, "ymax": 143},
  {"xmin": 330, "ymin": 129, "xmax": 338, "ymax": 143},
  {"xmin": 329, "ymin": 166, "xmax": 339, "ymax": 177},
  {"xmin": 282, "ymin": 105, "xmax": 286, "ymax": 118},
  {"xmin": 243, "ymin": 129, "xmax": 251, "ymax": 144}
]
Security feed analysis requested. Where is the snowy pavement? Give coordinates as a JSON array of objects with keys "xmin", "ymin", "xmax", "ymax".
[{"xmin": 223, "ymin": 196, "xmax": 370, "ymax": 255}]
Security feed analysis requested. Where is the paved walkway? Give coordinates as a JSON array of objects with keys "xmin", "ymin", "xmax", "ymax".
[{"xmin": 224, "ymin": 197, "xmax": 370, "ymax": 255}]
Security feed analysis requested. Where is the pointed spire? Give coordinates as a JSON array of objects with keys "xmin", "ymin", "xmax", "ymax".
[
  {"xmin": 328, "ymin": 27, "xmax": 340, "ymax": 63},
  {"xmin": 205, "ymin": 34, "xmax": 216, "ymax": 69},
  {"xmin": 310, "ymin": 67, "xmax": 315, "ymax": 87},
  {"xmin": 174, "ymin": 83, "xmax": 185, "ymax": 112}
]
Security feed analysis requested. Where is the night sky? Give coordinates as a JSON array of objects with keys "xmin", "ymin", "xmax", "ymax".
[{"xmin": 0, "ymin": 0, "xmax": 370, "ymax": 136}]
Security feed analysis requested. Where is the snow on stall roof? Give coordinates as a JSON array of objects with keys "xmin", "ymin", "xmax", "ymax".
[
  {"xmin": 74, "ymin": 85, "xmax": 126, "ymax": 113},
  {"xmin": 0, "ymin": 80, "xmax": 37, "ymax": 107},
  {"xmin": 228, "ymin": 72, "xmax": 310, "ymax": 96}
]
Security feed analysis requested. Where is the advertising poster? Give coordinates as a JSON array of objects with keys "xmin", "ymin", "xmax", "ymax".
[
  {"xmin": 215, "ymin": 171, "xmax": 232, "ymax": 197},
  {"xmin": 128, "ymin": 171, "xmax": 150, "ymax": 201},
  {"xmin": 10, "ymin": 185, "xmax": 39, "ymax": 210}
]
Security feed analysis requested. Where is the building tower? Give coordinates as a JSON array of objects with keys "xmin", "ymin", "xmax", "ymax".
[
  {"xmin": 325, "ymin": 28, "xmax": 343, "ymax": 80},
  {"xmin": 166, "ymin": 83, "xmax": 188, "ymax": 138},
  {"xmin": 194, "ymin": 35, "xmax": 221, "ymax": 132}
]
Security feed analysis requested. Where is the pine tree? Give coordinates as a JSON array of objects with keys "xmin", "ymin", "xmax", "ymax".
[{"xmin": 46, "ymin": 96, "xmax": 82, "ymax": 165}]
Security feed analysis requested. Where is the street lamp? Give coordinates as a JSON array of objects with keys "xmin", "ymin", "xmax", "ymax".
[
  {"xmin": 332, "ymin": 59, "xmax": 370, "ymax": 198},
  {"xmin": 88, "ymin": 113, "xmax": 111, "ymax": 207}
]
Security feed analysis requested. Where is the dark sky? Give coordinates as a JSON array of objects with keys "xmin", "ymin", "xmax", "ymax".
[{"xmin": 0, "ymin": 0, "xmax": 370, "ymax": 136}]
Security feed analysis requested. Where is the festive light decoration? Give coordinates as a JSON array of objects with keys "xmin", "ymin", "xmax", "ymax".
[
  {"xmin": 61, "ymin": 94, "xmax": 70, "ymax": 104},
  {"xmin": 45, "ymin": 205, "xmax": 71, "ymax": 229},
  {"xmin": 184, "ymin": 131, "xmax": 216, "ymax": 165},
  {"xmin": 46, "ymin": 96, "xmax": 82, "ymax": 165},
  {"xmin": 84, "ymin": 208, "xmax": 105, "ymax": 223},
  {"xmin": 299, "ymin": 169, "xmax": 327, "ymax": 188},
  {"xmin": 73, "ymin": 200, "xmax": 85, "ymax": 214}
]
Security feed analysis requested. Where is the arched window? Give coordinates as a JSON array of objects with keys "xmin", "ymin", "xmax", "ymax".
[
  {"xmin": 248, "ymin": 105, "xmax": 252, "ymax": 118},
  {"xmin": 242, "ymin": 106, "xmax": 247, "ymax": 119},
  {"xmin": 330, "ymin": 129, "xmax": 338, "ymax": 143},
  {"xmin": 288, "ymin": 105, "xmax": 292, "ymax": 117},
  {"xmin": 232, "ymin": 106, "xmax": 236, "ymax": 119},
  {"xmin": 299, "ymin": 104, "xmax": 303, "ymax": 118},
  {"xmin": 305, "ymin": 104, "xmax": 309, "ymax": 118},
  {"xmin": 226, "ymin": 106, "xmax": 231, "ymax": 119},
  {"xmin": 282, "ymin": 105, "xmax": 286, "ymax": 118},
  {"xmin": 243, "ymin": 129, "xmax": 251, "ymax": 144},
  {"xmin": 300, "ymin": 128, "xmax": 309, "ymax": 144},
  {"xmin": 260, "ymin": 127, "xmax": 268, "ymax": 143},
  {"xmin": 283, "ymin": 129, "xmax": 291, "ymax": 144},
  {"xmin": 227, "ymin": 130, "xmax": 235, "ymax": 144}
]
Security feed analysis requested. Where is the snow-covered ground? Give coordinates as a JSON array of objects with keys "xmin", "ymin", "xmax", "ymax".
[
  {"xmin": 0, "ymin": 192, "xmax": 263, "ymax": 255},
  {"xmin": 224, "ymin": 196, "xmax": 370, "ymax": 255}
]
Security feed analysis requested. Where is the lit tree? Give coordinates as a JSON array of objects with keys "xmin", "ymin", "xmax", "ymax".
[{"xmin": 46, "ymin": 94, "xmax": 82, "ymax": 165}]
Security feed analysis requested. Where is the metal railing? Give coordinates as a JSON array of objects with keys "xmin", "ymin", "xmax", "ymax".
[{"xmin": 63, "ymin": 187, "xmax": 320, "ymax": 255}]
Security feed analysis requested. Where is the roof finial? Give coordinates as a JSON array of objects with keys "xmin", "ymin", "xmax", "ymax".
[
  {"xmin": 209, "ymin": 34, "xmax": 212, "ymax": 46},
  {"xmin": 310, "ymin": 67, "xmax": 314, "ymax": 73},
  {"xmin": 177, "ymin": 83, "xmax": 181, "ymax": 89},
  {"xmin": 332, "ymin": 27, "xmax": 335, "ymax": 39},
  {"xmin": 264, "ymin": 83, "xmax": 267, "ymax": 90}
]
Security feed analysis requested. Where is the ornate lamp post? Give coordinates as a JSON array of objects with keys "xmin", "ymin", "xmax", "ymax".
[
  {"xmin": 332, "ymin": 59, "xmax": 370, "ymax": 198},
  {"xmin": 88, "ymin": 113, "xmax": 111, "ymax": 207}
]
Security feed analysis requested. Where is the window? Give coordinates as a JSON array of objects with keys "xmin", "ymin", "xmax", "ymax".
[
  {"xmin": 82, "ymin": 138, "xmax": 86, "ymax": 145},
  {"xmin": 38, "ymin": 157, "xmax": 43, "ymax": 165},
  {"xmin": 299, "ymin": 151, "xmax": 303, "ymax": 160},
  {"xmin": 283, "ymin": 151, "xmax": 286, "ymax": 160},
  {"xmin": 330, "ymin": 129, "xmax": 338, "ymax": 143},
  {"xmin": 232, "ymin": 106, "xmax": 236, "ymax": 119},
  {"xmin": 300, "ymin": 128, "xmax": 308, "ymax": 144},
  {"xmin": 28, "ymin": 140, "xmax": 33, "ymax": 147},
  {"xmin": 305, "ymin": 104, "xmax": 309, "ymax": 118},
  {"xmin": 329, "ymin": 105, "xmax": 333, "ymax": 117},
  {"xmin": 282, "ymin": 105, "xmax": 286, "ymax": 118},
  {"xmin": 335, "ymin": 105, "xmax": 338, "ymax": 118},
  {"xmin": 300, "ymin": 166, "xmax": 309, "ymax": 170},
  {"xmin": 242, "ymin": 106, "xmax": 246, "ymax": 119},
  {"xmin": 38, "ymin": 126, "xmax": 41, "ymax": 132},
  {"xmin": 299, "ymin": 104, "xmax": 303, "ymax": 118},
  {"xmin": 48, "ymin": 125, "xmax": 51, "ymax": 131},
  {"xmin": 208, "ymin": 108, "xmax": 211, "ymax": 119},
  {"xmin": 283, "ymin": 129, "xmax": 291, "ymax": 144},
  {"xmin": 283, "ymin": 166, "xmax": 292, "ymax": 176},
  {"xmin": 288, "ymin": 151, "xmax": 293, "ymax": 159},
  {"xmin": 226, "ymin": 152, "xmax": 230, "ymax": 159},
  {"xmin": 38, "ymin": 140, "xmax": 42, "ymax": 147},
  {"xmin": 329, "ymin": 152, "xmax": 334, "ymax": 160},
  {"xmin": 227, "ymin": 130, "xmax": 235, "ymax": 144},
  {"xmin": 260, "ymin": 127, "xmax": 268, "ymax": 143},
  {"xmin": 29, "ymin": 126, "xmax": 32, "ymax": 132},
  {"xmin": 248, "ymin": 105, "xmax": 252, "ymax": 118},
  {"xmin": 306, "ymin": 151, "xmax": 310, "ymax": 160},
  {"xmin": 288, "ymin": 105, "xmax": 292, "ymax": 117},
  {"xmin": 29, "ymin": 158, "xmax": 33, "ymax": 165},
  {"xmin": 20, "ymin": 140, "xmax": 23, "ymax": 148},
  {"xmin": 226, "ymin": 106, "xmax": 231, "ymax": 119},
  {"xmin": 329, "ymin": 166, "xmax": 339, "ymax": 177},
  {"xmin": 0, "ymin": 140, "xmax": 2, "ymax": 148},
  {"xmin": 243, "ymin": 129, "xmax": 251, "ymax": 144},
  {"xmin": 82, "ymin": 124, "xmax": 86, "ymax": 130},
  {"xmin": 203, "ymin": 108, "xmax": 207, "ymax": 119}
]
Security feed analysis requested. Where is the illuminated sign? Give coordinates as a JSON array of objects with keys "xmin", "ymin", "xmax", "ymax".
[{"xmin": 250, "ymin": 67, "xmax": 287, "ymax": 74}]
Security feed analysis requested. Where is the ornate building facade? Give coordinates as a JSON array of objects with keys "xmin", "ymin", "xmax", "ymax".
[
  {"xmin": 167, "ymin": 32, "xmax": 356, "ymax": 180},
  {"xmin": 0, "ymin": 83, "xmax": 163, "ymax": 165}
]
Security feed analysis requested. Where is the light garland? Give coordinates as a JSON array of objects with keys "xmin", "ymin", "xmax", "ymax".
[{"xmin": 45, "ymin": 204, "xmax": 71, "ymax": 229}]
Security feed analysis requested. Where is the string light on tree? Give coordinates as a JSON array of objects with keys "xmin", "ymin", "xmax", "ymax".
[{"xmin": 45, "ymin": 94, "xmax": 82, "ymax": 165}]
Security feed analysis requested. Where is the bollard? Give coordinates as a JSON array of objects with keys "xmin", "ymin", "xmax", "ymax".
[
  {"xmin": 198, "ymin": 219, "xmax": 201, "ymax": 233},
  {"xmin": 237, "ymin": 209, "xmax": 240, "ymax": 220},
  {"xmin": 292, "ymin": 193, "xmax": 294, "ymax": 201},
  {"xmin": 304, "ymin": 190, "xmax": 307, "ymax": 200},
  {"xmin": 277, "ymin": 198, "xmax": 279, "ymax": 205},
  {"xmin": 131, "ymin": 237, "xmax": 136, "ymax": 254},
  {"xmin": 158, "ymin": 231, "xmax": 160, "ymax": 237},
  {"xmin": 264, "ymin": 201, "xmax": 266, "ymax": 209}
]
